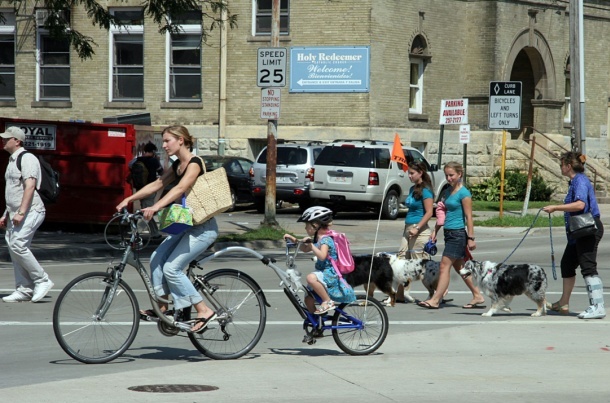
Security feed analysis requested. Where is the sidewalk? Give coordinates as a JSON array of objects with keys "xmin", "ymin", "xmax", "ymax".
[{"xmin": 2, "ymin": 204, "xmax": 609, "ymax": 263}]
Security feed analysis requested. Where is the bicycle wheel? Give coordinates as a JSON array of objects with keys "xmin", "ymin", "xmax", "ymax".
[
  {"xmin": 53, "ymin": 272, "xmax": 140, "ymax": 364},
  {"xmin": 332, "ymin": 295, "xmax": 389, "ymax": 355},
  {"xmin": 188, "ymin": 269, "xmax": 266, "ymax": 360}
]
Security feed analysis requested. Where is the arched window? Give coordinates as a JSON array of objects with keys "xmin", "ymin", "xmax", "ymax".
[{"xmin": 409, "ymin": 35, "xmax": 430, "ymax": 115}]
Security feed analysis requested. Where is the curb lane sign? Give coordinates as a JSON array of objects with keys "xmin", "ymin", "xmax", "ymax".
[
  {"xmin": 257, "ymin": 47, "xmax": 287, "ymax": 87},
  {"xmin": 489, "ymin": 81, "xmax": 522, "ymax": 129},
  {"xmin": 261, "ymin": 88, "xmax": 280, "ymax": 120}
]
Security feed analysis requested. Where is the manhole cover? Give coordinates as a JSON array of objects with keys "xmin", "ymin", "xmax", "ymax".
[{"xmin": 128, "ymin": 384, "xmax": 218, "ymax": 393}]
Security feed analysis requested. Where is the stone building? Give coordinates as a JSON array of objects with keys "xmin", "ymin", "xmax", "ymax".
[{"xmin": 1, "ymin": 0, "xmax": 609, "ymax": 195}]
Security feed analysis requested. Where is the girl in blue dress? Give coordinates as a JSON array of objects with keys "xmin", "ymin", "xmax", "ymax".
[{"xmin": 284, "ymin": 206, "xmax": 356, "ymax": 315}]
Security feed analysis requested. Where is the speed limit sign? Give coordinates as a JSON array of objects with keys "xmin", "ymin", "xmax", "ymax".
[{"xmin": 257, "ymin": 47, "xmax": 287, "ymax": 87}]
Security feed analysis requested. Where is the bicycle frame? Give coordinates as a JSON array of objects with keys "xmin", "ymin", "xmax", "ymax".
[{"xmin": 195, "ymin": 243, "xmax": 367, "ymax": 336}]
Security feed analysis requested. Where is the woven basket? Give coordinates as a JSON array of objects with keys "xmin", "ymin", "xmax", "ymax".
[{"xmin": 186, "ymin": 157, "xmax": 233, "ymax": 225}]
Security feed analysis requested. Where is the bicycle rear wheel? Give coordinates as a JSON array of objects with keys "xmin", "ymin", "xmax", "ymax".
[
  {"xmin": 188, "ymin": 269, "xmax": 266, "ymax": 360},
  {"xmin": 53, "ymin": 272, "xmax": 140, "ymax": 364},
  {"xmin": 332, "ymin": 295, "xmax": 389, "ymax": 355}
]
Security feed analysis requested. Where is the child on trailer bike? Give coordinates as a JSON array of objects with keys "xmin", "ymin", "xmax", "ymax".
[{"xmin": 283, "ymin": 206, "xmax": 356, "ymax": 314}]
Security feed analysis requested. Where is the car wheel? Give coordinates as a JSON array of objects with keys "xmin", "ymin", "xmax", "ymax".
[
  {"xmin": 381, "ymin": 190, "xmax": 399, "ymax": 220},
  {"xmin": 298, "ymin": 200, "xmax": 312, "ymax": 212},
  {"xmin": 254, "ymin": 200, "xmax": 265, "ymax": 213}
]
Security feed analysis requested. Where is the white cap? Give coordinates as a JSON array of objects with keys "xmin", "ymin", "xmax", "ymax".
[{"xmin": 0, "ymin": 126, "xmax": 26, "ymax": 142}]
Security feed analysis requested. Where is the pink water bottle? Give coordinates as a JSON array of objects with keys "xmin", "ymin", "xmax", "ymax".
[{"xmin": 436, "ymin": 201, "xmax": 446, "ymax": 226}]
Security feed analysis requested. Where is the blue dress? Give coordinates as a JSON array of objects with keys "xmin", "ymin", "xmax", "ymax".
[{"xmin": 313, "ymin": 236, "xmax": 356, "ymax": 303}]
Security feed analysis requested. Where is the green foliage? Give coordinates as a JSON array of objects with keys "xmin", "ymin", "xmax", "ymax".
[
  {"xmin": 471, "ymin": 169, "xmax": 554, "ymax": 202},
  {"xmin": 470, "ymin": 175, "xmax": 517, "ymax": 202},
  {"xmin": 7, "ymin": 0, "xmax": 237, "ymax": 60}
]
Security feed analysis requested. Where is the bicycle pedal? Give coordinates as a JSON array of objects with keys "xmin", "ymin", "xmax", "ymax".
[
  {"xmin": 139, "ymin": 313, "xmax": 159, "ymax": 322},
  {"xmin": 302, "ymin": 334, "xmax": 314, "ymax": 344}
]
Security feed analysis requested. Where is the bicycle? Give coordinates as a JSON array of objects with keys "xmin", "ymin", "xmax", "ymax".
[{"xmin": 53, "ymin": 209, "xmax": 389, "ymax": 364}]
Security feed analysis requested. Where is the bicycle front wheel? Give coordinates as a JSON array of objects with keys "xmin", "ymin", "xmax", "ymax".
[
  {"xmin": 53, "ymin": 272, "xmax": 140, "ymax": 364},
  {"xmin": 188, "ymin": 269, "xmax": 266, "ymax": 360},
  {"xmin": 332, "ymin": 295, "xmax": 389, "ymax": 355}
]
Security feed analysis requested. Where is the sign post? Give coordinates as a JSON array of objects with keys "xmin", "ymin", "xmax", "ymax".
[{"xmin": 488, "ymin": 81, "xmax": 522, "ymax": 218}]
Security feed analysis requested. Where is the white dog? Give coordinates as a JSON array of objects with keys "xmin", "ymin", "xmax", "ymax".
[{"xmin": 387, "ymin": 254, "xmax": 440, "ymax": 303}]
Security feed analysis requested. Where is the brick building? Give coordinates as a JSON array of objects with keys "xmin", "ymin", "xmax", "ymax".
[{"xmin": 1, "ymin": 0, "xmax": 609, "ymax": 188}]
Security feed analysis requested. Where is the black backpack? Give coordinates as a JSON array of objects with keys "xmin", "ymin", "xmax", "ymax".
[
  {"xmin": 127, "ymin": 158, "xmax": 149, "ymax": 190},
  {"xmin": 16, "ymin": 151, "xmax": 61, "ymax": 205}
]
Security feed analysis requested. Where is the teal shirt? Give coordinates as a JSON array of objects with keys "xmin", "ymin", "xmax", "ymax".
[
  {"xmin": 405, "ymin": 187, "xmax": 433, "ymax": 225},
  {"xmin": 443, "ymin": 186, "xmax": 472, "ymax": 230}
]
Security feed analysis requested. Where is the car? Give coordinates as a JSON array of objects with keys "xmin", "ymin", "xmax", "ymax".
[
  {"xmin": 202, "ymin": 155, "xmax": 254, "ymax": 211},
  {"xmin": 249, "ymin": 141, "xmax": 326, "ymax": 213},
  {"xmin": 309, "ymin": 140, "xmax": 447, "ymax": 220}
]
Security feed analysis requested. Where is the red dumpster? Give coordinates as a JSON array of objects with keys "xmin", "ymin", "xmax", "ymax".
[{"xmin": 0, "ymin": 117, "xmax": 141, "ymax": 224}]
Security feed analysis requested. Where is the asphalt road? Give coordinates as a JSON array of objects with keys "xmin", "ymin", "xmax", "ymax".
[{"xmin": 1, "ymin": 207, "xmax": 610, "ymax": 401}]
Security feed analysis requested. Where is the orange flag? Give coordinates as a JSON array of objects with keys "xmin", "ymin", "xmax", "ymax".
[{"xmin": 391, "ymin": 133, "xmax": 408, "ymax": 172}]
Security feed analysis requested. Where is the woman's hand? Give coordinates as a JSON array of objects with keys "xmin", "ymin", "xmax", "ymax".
[
  {"xmin": 408, "ymin": 227, "xmax": 419, "ymax": 238},
  {"xmin": 467, "ymin": 238, "xmax": 476, "ymax": 251},
  {"xmin": 116, "ymin": 199, "xmax": 130, "ymax": 212},
  {"xmin": 542, "ymin": 205, "xmax": 557, "ymax": 214},
  {"xmin": 141, "ymin": 206, "xmax": 160, "ymax": 221}
]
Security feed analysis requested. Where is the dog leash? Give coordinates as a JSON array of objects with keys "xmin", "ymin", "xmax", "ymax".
[{"xmin": 499, "ymin": 207, "xmax": 557, "ymax": 280}]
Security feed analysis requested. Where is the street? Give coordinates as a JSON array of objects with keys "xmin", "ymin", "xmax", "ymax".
[{"xmin": 1, "ymin": 208, "xmax": 610, "ymax": 401}]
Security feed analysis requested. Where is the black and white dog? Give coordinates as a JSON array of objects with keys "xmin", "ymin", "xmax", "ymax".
[
  {"xmin": 459, "ymin": 260, "xmax": 547, "ymax": 317},
  {"xmin": 342, "ymin": 253, "xmax": 440, "ymax": 306},
  {"xmin": 343, "ymin": 254, "xmax": 396, "ymax": 304},
  {"xmin": 386, "ymin": 254, "xmax": 440, "ymax": 303}
]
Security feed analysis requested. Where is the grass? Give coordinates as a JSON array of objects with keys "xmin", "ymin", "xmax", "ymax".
[
  {"xmin": 472, "ymin": 200, "xmax": 557, "ymax": 212},
  {"xmin": 217, "ymin": 225, "xmax": 289, "ymax": 242},
  {"xmin": 475, "ymin": 214, "xmax": 564, "ymax": 227},
  {"xmin": 473, "ymin": 200, "xmax": 565, "ymax": 227}
]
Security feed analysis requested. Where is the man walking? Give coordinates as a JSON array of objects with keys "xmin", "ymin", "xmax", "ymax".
[
  {"xmin": 130, "ymin": 142, "xmax": 163, "ymax": 238},
  {"xmin": 0, "ymin": 126, "xmax": 54, "ymax": 303}
]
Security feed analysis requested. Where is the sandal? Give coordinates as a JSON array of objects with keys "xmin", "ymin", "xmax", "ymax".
[
  {"xmin": 546, "ymin": 301, "xmax": 569, "ymax": 315},
  {"xmin": 190, "ymin": 312, "xmax": 218, "ymax": 333},
  {"xmin": 314, "ymin": 300, "xmax": 335, "ymax": 315}
]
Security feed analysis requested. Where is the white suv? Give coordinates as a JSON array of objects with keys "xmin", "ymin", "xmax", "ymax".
[
  {"xmin": 249, "ymin": 142, "xmax": 326, "ymax": 212},
  {"xmin": 309, "ymin": 140, "xmax": 446, "ymax": 219}
]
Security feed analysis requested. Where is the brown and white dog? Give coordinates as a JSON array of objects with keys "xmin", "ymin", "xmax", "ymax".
[{"xmin": 459, "ymin": 260, "xmax": 547, "ymax": 317}]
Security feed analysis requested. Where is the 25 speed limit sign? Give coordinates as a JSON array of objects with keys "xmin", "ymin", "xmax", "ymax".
[{"xmin": 257, "ymin": 47, "xmax": 287, "ymax": 87}]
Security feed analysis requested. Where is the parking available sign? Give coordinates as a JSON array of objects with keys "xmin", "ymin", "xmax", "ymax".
[{"xmin": 439, "ymin": 99, "xmax": 468, "ymax": 125}]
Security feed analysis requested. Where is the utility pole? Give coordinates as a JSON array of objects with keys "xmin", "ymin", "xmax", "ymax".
[
  {"xmin": 261, "ymin": 0, "xmax": 281, "ymax": 226},
  {"xmin": 569, "ymin": 0, "xmax": 586, "ymax": 154},
  {"xmin": 218, "ymin": 0, "xmax": 227, "ymax": 156}
]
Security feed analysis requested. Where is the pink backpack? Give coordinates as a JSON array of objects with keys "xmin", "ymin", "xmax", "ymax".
[{"xmin": 321, "ymin": 230, "xmax": 355, "ymax": 274}]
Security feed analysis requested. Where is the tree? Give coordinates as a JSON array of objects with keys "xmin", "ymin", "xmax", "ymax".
[{"xmin": 2, "ymin": 0, "xmax": 236, "ymax": 60}]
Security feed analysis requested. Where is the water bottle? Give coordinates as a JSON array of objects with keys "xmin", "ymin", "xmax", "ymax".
[{"xmin": 286, "ymin": 268, "xmax": 303, "ymax": 291}]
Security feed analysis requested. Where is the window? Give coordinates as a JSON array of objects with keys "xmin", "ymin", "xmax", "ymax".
[
  {"xmin": 110, "ymin": 9, "xmax": 144, "ymax": 101},
  {"xmin": 167, "ymin": 10, "xmax": 202, "ymax": 101},
  {"xmin": 254, "ymin": 0, "xmax": 289, "ymax": 36},
  {"xmin": 409, "ymin": 35, "xmax": 429, "ymax": 115},
  {"xmin": 37, "ymin": 34, "xmax": 70, "ymax": 100},
  {"xmin": 564, "ymin": 59, "xmax": 571, "ymax": 124},
  {"xmin": 409, "ymin": 61, "xmax": 423, "ymax": 114},
  {"xmin": 0, "ymin": 12, "xmax": 16, "ymax": 100}
]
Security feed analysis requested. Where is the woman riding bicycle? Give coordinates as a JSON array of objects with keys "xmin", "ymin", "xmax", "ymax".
[{"xmin": 116, "ymin": 125, "xmax": 217, "ymax": 333}]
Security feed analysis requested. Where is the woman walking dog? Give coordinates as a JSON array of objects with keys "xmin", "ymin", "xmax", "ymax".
[
  {"xmin": 417, "ymin": 161, "xmax": 485, "ymax": 310},
  {"xmin": 543, "ymin": 151, "xmax": 605, "ymax": 319}
]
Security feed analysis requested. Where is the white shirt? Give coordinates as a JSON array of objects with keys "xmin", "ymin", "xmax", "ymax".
[{"xmin": 4, "ymin": 148, "xmax": 45, "ymax": 215}]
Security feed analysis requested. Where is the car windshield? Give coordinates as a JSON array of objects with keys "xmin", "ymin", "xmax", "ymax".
[{"xmin": 258, "ymin": 147, "xmax": 308, "ymax": 165}]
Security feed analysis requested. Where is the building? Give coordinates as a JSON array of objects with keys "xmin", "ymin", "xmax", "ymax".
[{"xmin": 1, "ymin": 0, "xmax": 609, "ymax": 192}]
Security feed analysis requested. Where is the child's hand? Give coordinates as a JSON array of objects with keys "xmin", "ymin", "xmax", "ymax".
[
  {"xmin": 301, "ymin": 236, "xmax": 312, "ymax": 244},
  {"xmin": 283, "ymin": 234, "xmax": 297, "ymax": 243}
]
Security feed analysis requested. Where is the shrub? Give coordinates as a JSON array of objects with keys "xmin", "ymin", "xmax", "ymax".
[{"xmin": 471, "ymin": 169, "xmax": 554, "ymax": 202}]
